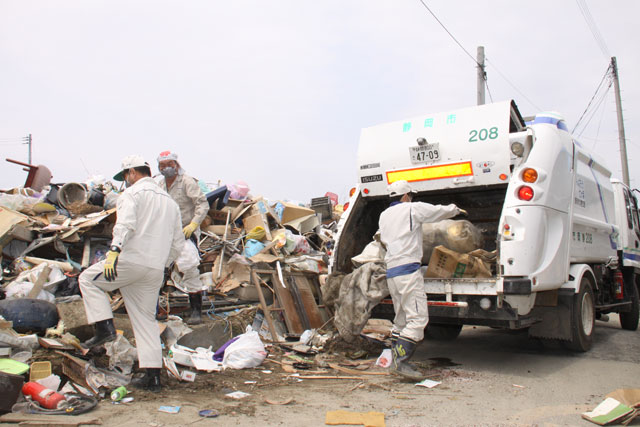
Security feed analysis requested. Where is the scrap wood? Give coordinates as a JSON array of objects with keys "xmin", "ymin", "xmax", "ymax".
[
  {"xmin": 0, "ymin": 414, "xmax": 102, "ymax": 425},
  {"xmin": 292, "ymin": 375, "xmax": 364, "ymax": 380},
  {"xmin": 24, "ymin": 257, "xmax": 74, "ymax": 273},
  {"xmin": 328, "ymin": 363, "xmax": 389, "ymax": 376},
  {"xmin": 26, "ymin": 264, "xmax": 52, "ymax": 298}
]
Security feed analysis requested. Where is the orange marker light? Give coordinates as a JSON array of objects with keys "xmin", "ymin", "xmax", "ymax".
[
  {"xmin": 518, "ymin": 186, "xmax": 534, "ymax": 201},
  {"xmin": 499, "ymin": 173, "xmax": 508, "ymax": 181},
  {"xmin": 522, "ymin": 168, "xmax": 538, "ymax": 183},
  {"xmin": 349, "ymin": 187, "xmax": 356, "ymax": 197}
]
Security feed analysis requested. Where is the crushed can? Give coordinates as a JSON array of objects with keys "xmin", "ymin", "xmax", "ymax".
[{"xmin": 110, "ymin": 386, "xmax": 127, "ymax": 402}]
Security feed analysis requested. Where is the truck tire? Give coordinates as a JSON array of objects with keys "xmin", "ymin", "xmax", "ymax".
[
  {"xmin": 620, "ymin": 273, "xmax": 639, "ymax": 331},
  {"xmin": 566, "ymin": 277, "xmax": 595, "ymax": 352},
  {"xmin": 424, "ymin": 323, "xmax": 463, "ymax": 341}
]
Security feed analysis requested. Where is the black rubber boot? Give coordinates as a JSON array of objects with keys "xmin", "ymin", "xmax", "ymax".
[
  {"xmin": 186, "ymin": 292, "xmax": 202, "ymax": 325},
  {"xmin": 131, "ymin": 368, "xmax": 162, "ymax": 393},
  {"xmin": 81, "ymin": 318, "xmax": 116, "ymax": 349},
  {"xmin": 390, "ymin": 336, "xmax": 424, "ymax": 380}
]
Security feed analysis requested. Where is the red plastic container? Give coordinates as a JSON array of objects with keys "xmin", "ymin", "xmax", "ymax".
[{"xmin": 22, "ymin": 381, "xmax": 68, "ymax": 409}]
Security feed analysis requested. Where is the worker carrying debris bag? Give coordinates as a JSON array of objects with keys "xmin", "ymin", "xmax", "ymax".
[
  {"xmin": 156, "ymin": 150, "xmax": 210, "ymax": 325},
  {"xmin": 379, "ymin": 180, "xmax": 465, "ymax": 380},
  {"xmin": 78, "ymin": 155, "xmax": 184, "ymax": 392}
]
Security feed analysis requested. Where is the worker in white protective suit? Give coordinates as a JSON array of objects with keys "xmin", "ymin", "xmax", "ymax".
[
  {"xmin": 379, "ymin": 180, "xmax": 466, "ymax": 380},
  {"xmin": 78, "ymin": 155, "xmax": 183, "ymax": 392},
  {"xmin": 156, "ymin": 150, "xmax": 210, "ymax": 325}
]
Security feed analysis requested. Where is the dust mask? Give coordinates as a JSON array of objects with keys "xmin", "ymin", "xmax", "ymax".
[{"xmin": 161, "ymin": 167, "xmax": 177, "ymax": 178}]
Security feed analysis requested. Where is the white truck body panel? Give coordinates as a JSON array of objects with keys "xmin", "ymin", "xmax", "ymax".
[{"xmin": 357, "ymin": 101, "xmax": 514, "ymax": 196}]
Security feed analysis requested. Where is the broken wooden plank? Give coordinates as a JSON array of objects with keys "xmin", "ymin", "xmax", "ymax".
[
  {"xmin": 0, "ymin": 413, "xmax": 101, "ymax": 425},
  {"xmin": 269, "ymin": 271, "xmax": 304, "ymax": 334},
  {"xmin": 289, "ymin": 275, "xmax": 324, "ymax": 329},
  {"xmin": 291, "ymin": 375, "xmax": 363, "ymax": 380},
  {"xmin": 24, "ymin": 257, "xmax": 73, "ymax": 272},
  {"xmin": 251, "ymin": 271, "xmax": 280, "ymax": 343},
  {"xmin": 27, "ymin": 264, "xmax": 52, "ymax": 299}
]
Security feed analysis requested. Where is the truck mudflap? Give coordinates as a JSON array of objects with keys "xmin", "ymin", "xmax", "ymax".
[{"xmin": 376, "ymin": 296, "xmax": 539, "ymax": 329}]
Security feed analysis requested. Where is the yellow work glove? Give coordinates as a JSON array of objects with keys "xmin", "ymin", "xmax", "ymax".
[
  {"xmin": 183, "ymin": 222, "xmax": 198, "ymax": 239},
  {"xmin": 104, "ymin": 250, "xmax": 120, "ymax": 282}
]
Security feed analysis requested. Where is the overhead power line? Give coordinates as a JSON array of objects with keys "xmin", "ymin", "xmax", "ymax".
[
  {"xmin": 572, "ymin": 64, "xmax": 612, "ymax": 134},
  {"xmin": 415, "ymin": 0, "xmax": 479, "ymax": 66},
  {"xmin": 485, "ymin": 58, "xmax": 541, "ymax": 111},
  {"xmin": 576, "ymin": 0, "xmax": 611, "ymax": 59},
  {"xmin": 415, "ymin": 0, "xmax": 540, "ymax": 111}
]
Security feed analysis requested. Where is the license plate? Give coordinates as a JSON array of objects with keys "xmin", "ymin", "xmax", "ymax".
[{"xmin": 409, "ymin": 143, "xmax": 440, "ymax": 163}]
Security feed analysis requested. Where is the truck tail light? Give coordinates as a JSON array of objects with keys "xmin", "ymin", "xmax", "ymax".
[
  {"xmin": 343, "ymin": 202, "xmax": 350, "ymax": 211},
  {"xmin": 518, "ymin": 186, "xmax": 534, "ymax": 201},
  {"xmin": 363, "ymin": 188, "xmax": 370, "ymax": 195},
  {"xmin": 522, "ymin": 168, "xmax": 538, "ymax": 183},
  {"xmin": 614, "ymin": 271, "xmax": 624, "ymax": 299}
]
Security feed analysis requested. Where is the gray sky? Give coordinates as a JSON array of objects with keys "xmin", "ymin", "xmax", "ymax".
[{"xmin": 1, "ymin": 1, "xmax": 638, "ymax": 203}]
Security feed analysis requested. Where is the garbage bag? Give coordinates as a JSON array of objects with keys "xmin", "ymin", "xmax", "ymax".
[
  {"xmin": 0, "ymin": 298, "xmax": 59, "ymax": 334},
  {"xmin": 422, "ymin": 220, "xmax": 482, "ymax": 263},
  {"xmin": 175, "ymin": 240, "xmax": 200, "ymax": 272},
  {"xmin": 351, "ymin": 240, "xmax": 386, "ymax": 267},
  {"xmin": 222, "ymin": 330, "xmax": 267, "ymax": 370},
  {"xmin": 334, "ymin": 262, "xmax": 389, "ymax": 342}
]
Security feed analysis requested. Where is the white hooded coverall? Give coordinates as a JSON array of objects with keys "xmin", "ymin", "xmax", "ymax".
[
  {"xmin": 158, "ymin": 173, "xmax": 209, "ymax": 293},
  {"xmin": 79, "ymin": 177, "xmax": 184, "ymax": 368},
  {"xmin": 379, "ymin": 201, "xmax": 460, "ymax": 342}
]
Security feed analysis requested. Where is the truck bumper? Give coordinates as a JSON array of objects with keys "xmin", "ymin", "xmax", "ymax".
[{"xmin": 375, "ymin": 295, "xmax": 538, "ymax": 329}]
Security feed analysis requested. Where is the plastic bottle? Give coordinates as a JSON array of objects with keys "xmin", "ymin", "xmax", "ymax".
[{"xmin": 22, "ymin": 382, "xmax": 68, "ymax": 409}]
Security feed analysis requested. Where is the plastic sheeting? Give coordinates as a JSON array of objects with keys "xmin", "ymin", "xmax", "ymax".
[{"xmin": 332, "ymin": 262, "xmax": 389, "ymax": 342}]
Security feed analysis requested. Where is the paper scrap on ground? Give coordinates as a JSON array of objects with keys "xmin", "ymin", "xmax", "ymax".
[
  {"xmin": 225, "ymin": 391, "xmax": 251, "ymax": 399},
  {"xmin": 582, "ymin": 397, "xmax": 634, "ymax": 425},
  {"xmin": 416, "ymin": 379, "xmax": 441, "ymax": 389},
  {"xmin": 325, "ymin": 410, "xmax": 385, "ymax": 427},
  {"xmin": 158, "ymin": 405, "xmax": 181, "ymax": 414}
]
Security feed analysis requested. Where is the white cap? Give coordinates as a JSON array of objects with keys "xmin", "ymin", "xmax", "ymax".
[
  {"xmin": 387, "ymin": 180, "xmax": 416, "ymax": 197},
  {"xmin": 157, "ymin": 150, "xmax": 178, "ymax": 163},
  {"xmin": 113, "ymin": 155, "xmax": 149, "ymax": 181}
]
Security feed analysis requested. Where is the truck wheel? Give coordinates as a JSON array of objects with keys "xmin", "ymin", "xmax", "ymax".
[
  {"xmin": 424, "ymin": 324, "xmax": 463, "ymax": 341},
  {"xmin": 620, "ymin": 273, "xmax": 639, "ymax": 331},
  {"xmin": 566, "ymin": 277, "xmax": 595, "ymax": 352}
]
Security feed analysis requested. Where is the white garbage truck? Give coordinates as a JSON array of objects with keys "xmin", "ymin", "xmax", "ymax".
[{"xmin": 331, "ymin": 100, "xmax": 639, "ymax": 351}]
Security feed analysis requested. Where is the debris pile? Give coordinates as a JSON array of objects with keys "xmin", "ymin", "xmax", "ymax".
[{"xmin": 0, "ymin": 166, "xmax": 363, "ymax": 419}]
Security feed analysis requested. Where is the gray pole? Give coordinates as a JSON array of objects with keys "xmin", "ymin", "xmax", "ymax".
[
  {"xmin": 477, "ymin": 46, "xmax": 486, "ymax": 105},
  {"xmin": 27, "ymin": 133, "xmax": 32, "ymax": 164},
  {"xmin": 611, "ymin": 57, "xmax": 630, "ymax": 186}
]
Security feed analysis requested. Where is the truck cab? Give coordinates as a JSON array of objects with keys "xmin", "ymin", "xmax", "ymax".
[{"xmin": 331, "ymin": 100, "xmax": 639, "ymax": 351}]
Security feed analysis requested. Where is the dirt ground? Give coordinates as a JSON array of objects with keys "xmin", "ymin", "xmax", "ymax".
[{"xmin": 5, "ymin": 315, "xmax": 640, "ymax": 427}]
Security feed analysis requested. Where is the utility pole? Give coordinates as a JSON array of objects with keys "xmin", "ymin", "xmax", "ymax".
[
  {"xmin": 23, "ymin": 133, "xmax": 32, "ymax": 164},
  {"xmin": 611, "ymin": 57, "xmax": 630, "ymax": 186},
  {"xmin": 477, "ymin": 46, "xmax": 486, "ymax": 105}
]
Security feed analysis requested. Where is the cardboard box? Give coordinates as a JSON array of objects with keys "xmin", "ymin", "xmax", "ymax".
[
  {"xmin": 280, "ymin": 202, "xmax": 315, "ymax": 224},
  {"xmin": 425, "ymin": 245, "xmax": 492, "ymax": 279}
]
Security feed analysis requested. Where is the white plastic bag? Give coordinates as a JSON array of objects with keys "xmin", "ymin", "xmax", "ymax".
[
  {"xmin": 175, "ymin": 239, "xmax": 200, "ymax": 272},
  {"xmin": 222, "ymin": 330, "xmax": 267, "ymax": 370}
]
